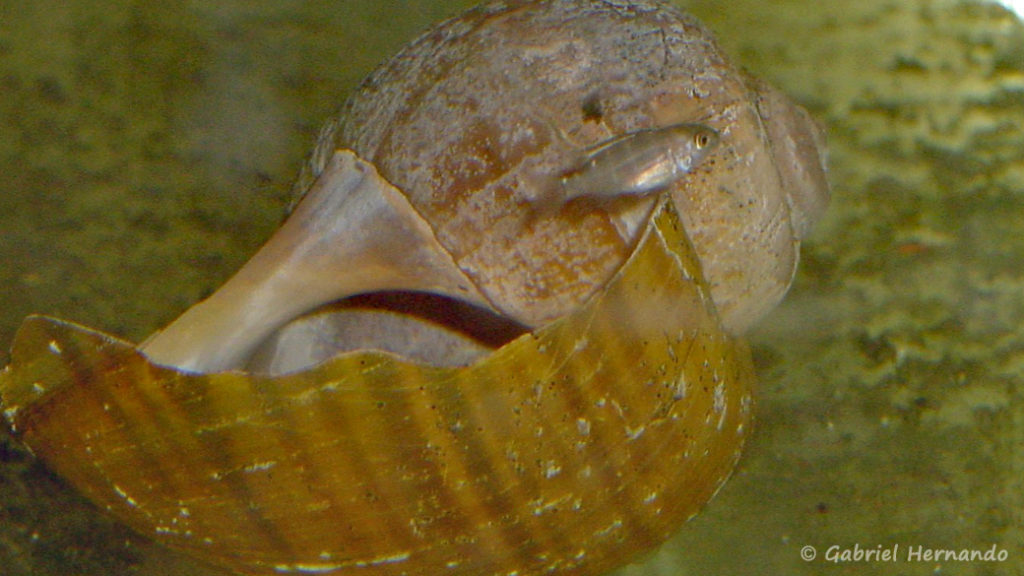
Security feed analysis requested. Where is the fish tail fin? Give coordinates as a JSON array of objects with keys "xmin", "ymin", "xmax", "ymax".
[{"xmin": 523, "ymin": 180, "xmax": 569, "ymax": 225}]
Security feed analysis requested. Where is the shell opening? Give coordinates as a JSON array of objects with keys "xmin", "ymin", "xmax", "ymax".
[{"xmin": 247, "ymin": 291, "xmax": 529, "ymax": 375}]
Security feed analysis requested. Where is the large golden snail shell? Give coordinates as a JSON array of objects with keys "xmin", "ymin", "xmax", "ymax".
[
  {"xmin": 0, "ymin": 1, "xmax": 828, "ymax": 576},
  {"xmin": 3, "ymin": 203, "xmax": 753, "ymax": 576}
]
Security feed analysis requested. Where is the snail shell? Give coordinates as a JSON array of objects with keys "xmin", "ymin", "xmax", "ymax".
[
  {"xmin": 0, "ymin": 1, "xmax": 828, "ymax": 575},
  {"xmin": 321, "ymin": 0, "xmax": 829, "ymax": 334}
]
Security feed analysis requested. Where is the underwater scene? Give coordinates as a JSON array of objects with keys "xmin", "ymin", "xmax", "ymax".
[{"xmin": 0, "ymin": 0, "xmax": 1022, "ymax": 575}]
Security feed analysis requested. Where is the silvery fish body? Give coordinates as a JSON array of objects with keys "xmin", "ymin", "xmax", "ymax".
[{"xmin": 560, "ymin": 123, "xmax": 719, "ymax": 202}]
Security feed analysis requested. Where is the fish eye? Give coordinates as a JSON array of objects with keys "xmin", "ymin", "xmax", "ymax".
[{"xmin": 695, "ymin": 132, "xmax": 710, "ymax": 148}]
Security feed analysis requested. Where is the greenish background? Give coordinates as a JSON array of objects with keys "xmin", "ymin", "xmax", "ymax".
[{"xmin": 1, "ymin": 1, "xmax": 1022, "ymax": 574}]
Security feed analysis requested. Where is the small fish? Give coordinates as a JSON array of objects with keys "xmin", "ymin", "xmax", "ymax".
[{"xmin": 533, "ymin": 123, "xmax": 719, "ymax": 216}]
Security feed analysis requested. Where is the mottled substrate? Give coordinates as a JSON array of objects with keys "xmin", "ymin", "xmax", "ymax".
[{"xmin": 0, "ymin": 0, "xmax": 1022, "ymax": 575}]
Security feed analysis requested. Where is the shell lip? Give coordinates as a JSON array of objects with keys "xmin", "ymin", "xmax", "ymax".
[
  {"xmin": 249, "ymin": 194, "xmax": 678, "ymax": 376},
  {"xmin": 0, "ymin": 194, "xmax": 678, "ymax": 391},
  {"xmin": 300, "ymin": 200, "xmax": 676, "ymax": 373}
]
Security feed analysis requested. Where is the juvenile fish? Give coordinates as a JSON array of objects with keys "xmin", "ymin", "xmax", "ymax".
[{"xmin": 535, "ymin": 122, "xmax": 719, "ymax": 215}]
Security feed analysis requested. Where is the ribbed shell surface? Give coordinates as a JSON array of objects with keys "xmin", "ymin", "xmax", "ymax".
[{"xmin": 0, "ymin": 202, "xmax": 753, "ymax": 576}]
